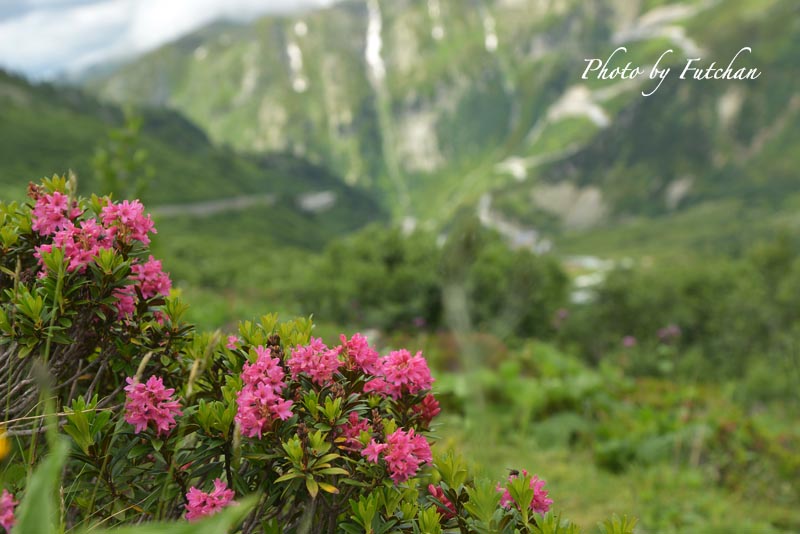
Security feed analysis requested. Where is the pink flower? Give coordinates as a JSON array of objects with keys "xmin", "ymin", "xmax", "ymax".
[
  {"xmin": 657, "ymin": 323, "xmax": 682, "ymax": 343},
  {"xmin": 110, "ymin": 257, "xmax": 170, "ymax": 320},
  {"xmin": 113, "ymin": 287, "xmax": 137, "ymax": 319},
  {"xmin": 622, "ymin": 336, "xmax": 637, "ymax": 348},
  {"xmin": 428, "ymin": 484, "xmax": 456, "ymax": 519},
  {"xmin": 287, "ymin": 338, "xmax": 341, "ymax": 386},
  {"xmin": 35, "ymin": 218, "xmax": 113, "ymax": 273},
  {"xmin": 31, "ymin": 191, "xmax": 72, "ymax": 235},
  {"xmin": 497, "ymin": 470, "xmax": 553, "ymax": 515},
  {"xmin": 271, "ymin": 398, "xmax": 294, "ymax": 420},
  {"xmin": 363, "ymin": 377, "xmax": 391, "ymax": 396},
  {"xmin": 131, "ymin": 256, "xmax": 172, "ymax": 299},
  {"xmin": 370, "ymin": 349, "xmax": 434, "ymax": 399},
  {"xmin": 363, "ymin": 428, "xmax": 432, "ymax": 484},
  {"xmin": 235, "ymin": 346, "xmax": 293, "ymax": 438},
  {"xmin": 226, "ymin": 336, "xmax": 240, "ymax": 349},
  {"xmin": 412, "ymin": 394, "xmax": 441, "ymax": 426},
  {"xmin": 124, "ymin": 376, "xmax": 183, "ymax": 436},
  {"xmin": 361, "ymin": 439, "xmax": 388, "ymax": 463},
  {"xmin": 339, "ymin": 412, "xmax": 370, "ymax": 450},
  {"xmin": 185, "ymin": 478, "xmax": 235, "ymax": 521},
  {"xmin": 338, "ymin": 333, "xmax": 380, "ymax": 374},
  {"xmin": 0, "ymin": 490, "xmax": 17, "ymax": 533},
  {"xmin": 101, "ymin": 199, "xmax": 156, "ymax": 245}
]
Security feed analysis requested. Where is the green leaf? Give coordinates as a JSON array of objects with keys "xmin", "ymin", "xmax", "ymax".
[
  {"xmin": 305, "ymin": 476, "xmax": 319, "ymax": 498},
  {"xmin": 315, "ymin": 467, "xmax": 349, "ymax": 476},
  {"xmin": 317, "ymin": 481, "xmax": 339, "ymax": 494},
  {"xmin": 463, "ymin": 478, "xmax": 501, "ymax": 527},
  {"xmin": 14, "ymin": 438, "xmax": 70, "ymax": 534},
  {"xmin": 598, "ymin": 514, "xmax": 638, "ymax": 534},
  {"xmin": 87, "ymin": 496, "xmax": 256, "ymax": 534},
  {"xmin": 275, "ymin": 471, "xmax": 305, "ymax": 483}
]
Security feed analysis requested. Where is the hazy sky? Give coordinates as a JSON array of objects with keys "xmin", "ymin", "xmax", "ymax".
[{"xmin": 0, "ymin": 0, "xmax": 338, "ymax": 78}]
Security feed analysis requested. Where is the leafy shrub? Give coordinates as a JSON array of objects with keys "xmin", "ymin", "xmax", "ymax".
[
  {"xmin": 562, "ymin": 237, "xmax": 800, "ymax": 381},
  {"xmin": 297, "ymin": 221, "xmax": 568, "ymax": 341},
  {"xmin": 0, "ymin": 174, "xmax": 190, "ymax": 432},
  {"xmin": 0, "ymin": 178, "xmax": 635, "ymax": 533}
]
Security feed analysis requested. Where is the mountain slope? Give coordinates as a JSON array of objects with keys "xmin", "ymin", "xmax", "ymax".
[
  {"xmin": 0, "ymin": 68, "xmax": 384, "ymax": 250},
  {"xmin": 85, "ymin": 0, "xmax": 799, "ymax": 255}
]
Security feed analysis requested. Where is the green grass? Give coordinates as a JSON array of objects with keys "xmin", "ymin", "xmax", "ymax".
[
  {"xmin": 431, "ymin": 379, "xmax": 799, "ymax": 533},
  {"xmin": 436, "ymin": 410, "xmax": 797, "ymax": 533}
]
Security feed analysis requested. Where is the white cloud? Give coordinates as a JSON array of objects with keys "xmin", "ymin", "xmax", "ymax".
[{"xmin": 0, "ymin": 0, "xmax": 338, "ymax": 78}]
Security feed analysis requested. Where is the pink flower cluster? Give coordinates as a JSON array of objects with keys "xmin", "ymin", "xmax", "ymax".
[
  {"xmin": 31, "ymin": 191, "xmax": 80, "ymax": 235},
  {"xmin": 100, "ymin": 199, "xmax": 156, "ymax": 245},
  {"xmin": 0, "ymin": 490, "xmax": 16, "ymax": 533},
  {"xmin": 339, "ymin": 412, "xmax": 371, "ymax": 450},
  {"xmin": 362, "ymin": 428, "xmax": 432, "ymax": 483},
  {"xmin": 184, "ymin": 478, "xmax": 235, "ymax": 521},
  {"xmin": 124, "ymin": 376, "xmax": 183, "ymax": 436},
  {"xmin": 36, "ymin": 218, "xmax": 114, "ymax": 273},
  {"xmin": 113, "ymin": 287, "xmax": 138, "ymax": 318},
  {"xmin": 412, "ymin": 393, "xmax": 441, "ymax": 426},
  {"xmin": 287, "ymin": 337, "xmax": 341, "ymax": 386},
  {"xmin": 428, "ymin": 484, "xmax": 456, "ymax": 519},
  {"xmin": 364, "ymin": 349, "xmax": 434, "ymax": 399},
  {"xmin": 30, "ymin": 193, "xmax": 170, "ymax": 320},
  {"xmin": 131, "ymin": 256, "xmax": 172, "ymax": 299},
  {"xmin": 33, "ymin": 194, "xmax": 157, "ymax": 271},
  {"xmin": 114, "ymin": 256, "xmax": 172, "ymax": 319},
  {"xmin": 338, "ymin": 333, "xmax": 380, "ymax": 373},
  {"xmin": 497, "ymin": 470, "xmax": 553, "ymax": 515},
  {"xmin": 235, "ymin": 346, "xmax": 294, "ymax": 438}
]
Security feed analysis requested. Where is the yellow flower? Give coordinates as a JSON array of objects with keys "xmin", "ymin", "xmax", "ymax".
[{"xmin": 0, "ymin": 425, "xmax": 9, "ymax": 460}]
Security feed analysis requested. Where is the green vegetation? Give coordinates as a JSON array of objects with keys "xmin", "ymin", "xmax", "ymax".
[
  {"xmin": 84, "ymin": 0, "xmax": 800, "ymax": 244},
  {"xmin": 0, "ymin": 68, "xmax": 384, "ymax": 241},
  {"xmin": 1, "ymin": 1, "xmax": 798, "ymax": 531}
]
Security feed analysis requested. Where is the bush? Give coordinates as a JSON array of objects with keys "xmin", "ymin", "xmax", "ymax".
[
  {"xmin": 297, "ymin": 220, "xmax": 568, "ymax": 341},
  {"xmin": 0, "ymin": 178, "xmax": 634, "ymax": 533}
]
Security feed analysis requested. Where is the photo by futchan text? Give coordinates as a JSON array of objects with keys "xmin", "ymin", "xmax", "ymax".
[{"xmin": 582, "ymin": 46, "xmax": 762, "ymax": 97}]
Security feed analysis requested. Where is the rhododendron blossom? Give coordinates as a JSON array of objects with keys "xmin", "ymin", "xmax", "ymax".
[
  {"xmin": 365, "ymin": 349, "xmax": 434, "ymax": 399},
  {"xmin": 412, "ymin": 393, "xmax": 441, "ymax": 426},
  {"xmin": 287, "ymin": 337, "xmax": 341, "ymax": 386},
  {"xmin": 113, "ymin": 286, "xmax": 137, "ymax": 319},
  {"xmin": 124, "ymin": 376, "xmax": 183, "ymax": 435},
  {"xmin": 497, "ymin": 470, "xmax": 553, "ymax": 515},
  {"xmin": 338, "ymin": 333, "xmax": 380, "ymax": 373},
  {"xmin": 32, "ymin": 196, "xmax": 163, "ymax": 279},
  {"xmin": 31, "ymin": 191, "xmax": 74, "ymax": 235},
  {"xmin": 109, "ymin": 258, "xmax": 171, "ymax": 320},
  {"xmin": 100, "ymin": 199, "xmax": 156, "ymax": 245},
  {"xmin": 339, "ymin": 411, "xmax": 371, "ymax": 450},
  {"xmin": 184, "ymin": 478, "xmax": 235, "ymax": 521},
  {"xmin": 0, "ymin": 490, "xmax": 16, "ymax": 533},
  {"xmin": 361, "ymin": 439, "xmax": 388, "ymax": 463},
  {"xmin": 226, "ymin": 335, "xmax": 240, "ymax": 349},
  {"xmin": 236, "ymin": 346, "xmax": 293, "ymax": 438},
  {"xmin": 131, "ymin": 256, "xmax": 172, "ymax": 299},
  {"xmin": 362, "ymin": 428, "xmax": 432, "ymax": 483},
  {"xmin": 428, "ymin": 484, "xmax": 456, "ymax": 519},
  {"xmin": 35, "ymin": 218, "xmax": 114, "ymax": 273}
]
